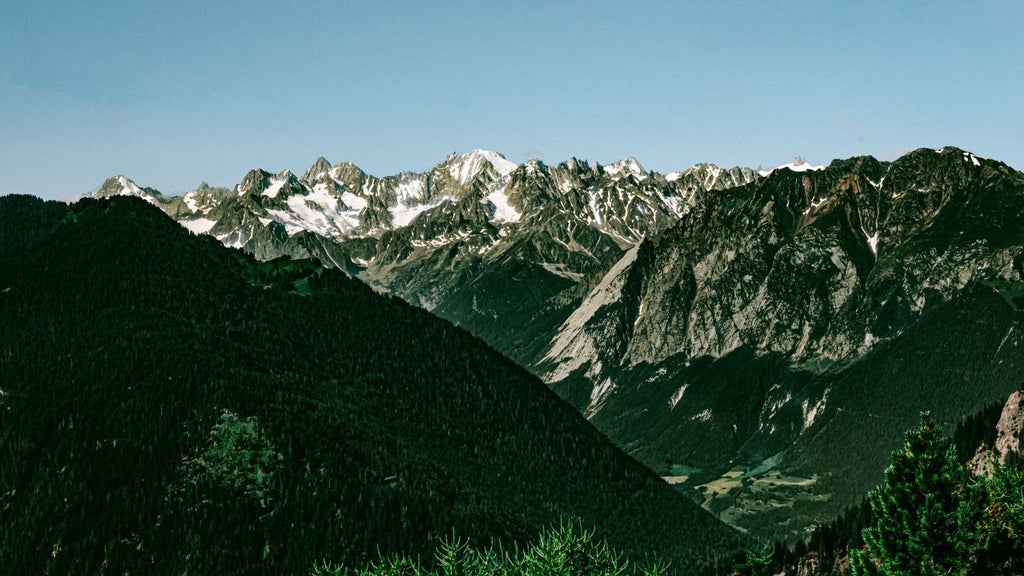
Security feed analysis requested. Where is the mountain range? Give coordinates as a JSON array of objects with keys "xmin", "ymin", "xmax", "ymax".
[
  {"xmin": 94, "ymin": 151, "xmax": 759, "ymax": 363},
  {"xmin": 90, "ymin": 146, "xmax": 1024, "ymax": 539}
]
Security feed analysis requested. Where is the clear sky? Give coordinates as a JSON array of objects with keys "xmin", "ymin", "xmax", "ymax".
[{"xmin": 2, "ymin": 1, "xmax": 1022, "ymax": 200}]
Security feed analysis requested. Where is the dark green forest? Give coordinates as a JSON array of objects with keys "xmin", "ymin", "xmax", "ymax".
[
  {"xmin": 315, "ymin": 405, "xmax": 1024, "ymax": 576},
  {"xmin": 0, "ymin": 195, "xmax": 741, "ymax": 575}
]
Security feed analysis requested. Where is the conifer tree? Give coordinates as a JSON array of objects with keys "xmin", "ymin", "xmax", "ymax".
[
  {"xmin": 976, "ymin": 462, "xmax": 1024, "ymax": 575},
  {"xmin": 850, "ymin": 412, "xmax": 984, "ymax": 576}
]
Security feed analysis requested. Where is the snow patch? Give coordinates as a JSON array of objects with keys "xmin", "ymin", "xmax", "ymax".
[
  {"xmin": 658, "ymin": 190, "xmax": 691, "ymax": 218},
  {"xmin": 216, "ymin": 231, "xmax": 247, "ymax": 249},
  {"xmin": 486, "ymin": 176, "xmax": 521, "ymax": 223},
  {"xmin": 261, "ymin": 185, "xmax": 367, "ymax": 237},
  {"xmin": 340, "ymin": 192, "xmax": 367, "ymax": 211},
  {"xmin": 180, "ymin": 218, "xmax": 217, "ymax": 234},
  {"xmin": 262, "ymin": 175, "xmax": 289, "ymax": 199},
  {"xmin": 587, "ymin": 190, "xmax": 604, "ymax": 225},
  {"xmin": 115, "ymin": 175, "xmax": 144, "ymax": 196},
  {"xmin": 394, "ymin": 177, "xmax": 425, "ymax": 204},
  {"xmin": 391, "ymin": 195, "xmax": 451, "ymax": 228},
  {"xmin": 963, "ymin": 151, "xmax": 981, "ymax": 166},
  {"xmin": 183, "ymin": 191, "xmax": 200, "ymax": 212},
  {"xmin": 759, "ymin": 158, "xmax": 825, "ymax": 176}
]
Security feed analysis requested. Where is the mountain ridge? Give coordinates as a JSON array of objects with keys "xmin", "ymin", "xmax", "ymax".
[
  {"xmin": 538, "ymin": 146, "xmax": 1024, "ymax": 537},
  {"xmin": 80, "ymin": 146, "xmax": 1024, "ymax": 540}
]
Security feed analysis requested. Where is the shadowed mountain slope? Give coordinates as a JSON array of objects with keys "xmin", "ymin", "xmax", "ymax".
[{"xmin": 0, "ymin": 195, "xmax": 742, "ymax": 575}]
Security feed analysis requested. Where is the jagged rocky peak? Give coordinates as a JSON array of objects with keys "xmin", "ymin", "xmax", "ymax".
[
  {"xmin": 91, "ymin": 175, "xmax": 174, "ymax": 209},
  {"xmin": 302, "ymin": 156, "xmax": 333, "ymax": 183},
  {"xmin": 522, "ymin": 157, "xmax": 546, "ymax": 170},
  {"xmin": 91, "ymin": 174, "xmax": 194, "ymax": 215},
  {"xmin": 602, "ymin": 157, "xmax": 646, "ymax": 178},
  {"xmin": 326, "ymin": 162, "xmax": 368, "ymax": 190},
  {"xmin": 666, "ymin": 163, "xmax": 760, "ymax": 192},
  {"xmin": 188, "ymin": 181, "xmax": 232, "ymax": 197},
  {"xmin": 95, "ymin": 175, "xmax": 148, "ymax": 198},
  {"xmin": 237, "ymin": 168, "xmax": 273, "ymax": 195},
  {"xmin": 235, "ymin": 168, "xmax": 305, "ymax": 200},
  {"xmin": 560, "ymin": 157, "xmax": 588, "ymax": 171},
  {"xmin": 512, "ymin": 158, "xmax": 551, "ymax": 178},
  {"xmin": 183, "ymin": 181, "xmax": 231, "ymax": 215},
  {"xmin": 494, "ymin": 159, "xmax": 558, "ymax": 209}
]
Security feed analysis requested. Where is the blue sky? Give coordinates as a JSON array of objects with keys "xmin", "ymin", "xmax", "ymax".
[{"xmin": 2, "ymin": 1, "xmax": 1022, "ymax": 200}]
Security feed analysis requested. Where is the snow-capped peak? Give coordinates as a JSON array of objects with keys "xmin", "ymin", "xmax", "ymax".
[
  {"xmin": 93, "ymin": 175, "xmax": 160, "ymax": 205},
  {"xmin": 116, "ymin": 175, "xmax": 142, "ymax": 194},
  {"xmin": 100, "ymin": 175, "xmax": 144, "ymax": 197},
  {"xmin": 446, "ymin": 149, "xmax": 518, "ymax": 184},
  {"xmin": 758, "ymin": 157, "xmax": 825, "ymax": 176},
  {"xmin": 183, "ymin": 182, "xmax": 231, "ymax": 214},
  {"xmin": 604, "ymin": 157, "xmax": 646, "ymax": 177}
]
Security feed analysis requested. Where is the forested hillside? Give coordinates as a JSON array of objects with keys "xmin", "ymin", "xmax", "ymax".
[
  {"xmin": 0, "ymin": 195, "xmax": 742, "ymax": 575},
  {"xmin": 705, "ymin": 395, "xmax": 1024, "ymax": 576}
]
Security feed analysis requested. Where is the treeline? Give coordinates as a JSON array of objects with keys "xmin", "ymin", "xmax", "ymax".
[{"xmin": 0, "ymin": 195, "xmax": 741, "ymax": 575}]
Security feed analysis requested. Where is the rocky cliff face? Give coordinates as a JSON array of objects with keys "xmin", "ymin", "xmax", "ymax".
[
  {"xmin": 540, "ymin": 148, "xmax": 1024, "ymax": 398},
  {"xmin": 531, "ymin": 147, "xmax": 1024, "ymax": 538},
  {"xmin": 992, "ymin": 391, "xmax": 1024, "ymax": 462},
  {"xmin": 969, "ymin": 390, "xmax": 1024, "ymax": 475}
]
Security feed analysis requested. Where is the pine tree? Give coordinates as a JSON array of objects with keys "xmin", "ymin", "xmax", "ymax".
[
  {"xmin": 976, "ymin": 461, "xmax": 1024, "ymax": 575},
  {"xmin": 850, "ymin": 412, "xmax": 984, "ymax": 576},
  {"xmin": 729, "ymin": 541, "xmax": 771, "ymax": 576}
]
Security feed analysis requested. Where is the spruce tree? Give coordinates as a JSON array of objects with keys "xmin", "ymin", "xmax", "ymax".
[{"xmin": 850, "ymin": 412, "xmax": 984, "ymax": 576}]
